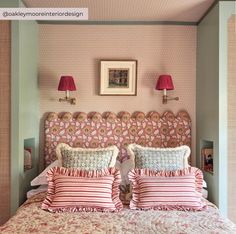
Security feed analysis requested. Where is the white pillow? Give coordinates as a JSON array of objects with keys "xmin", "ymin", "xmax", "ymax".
[
  {"xmin": 202, "ymin": 188, "xmax": 208, "ymax": 198},
  {"xmin": 30, "ymin": 159, "xmax": 122, "ymax": 187},
  {"xmin": 27, "ymin": 184, "xmax": 48, "ymax": 198},
  {"xmin": 31, "ymin": 143, "xmax": 120, "ymax": 186},
  {"xmin": 120, "ymin": 144, "xmax": 190, "ymax": 185},
  {"xmin": 122, "ymin": 144, "xmax": 207, "ymax": 188},
  {"xmin": 30, "ymin": 160, "xmax": 58, "ymax": 186}
]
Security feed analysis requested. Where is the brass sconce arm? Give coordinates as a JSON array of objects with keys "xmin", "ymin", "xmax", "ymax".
[
  {"xmin": 59, "ymin": 96, "xmax": 76, "ymax": 105},
  {"xmin": 163, "ymin": 95, "xmax": 179, "ymax": 104}
]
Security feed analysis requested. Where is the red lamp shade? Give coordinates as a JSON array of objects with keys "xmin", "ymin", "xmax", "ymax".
[
  {"xmin": 58, "ymin": 76, "xmax": 76, "ymax": 91},
  {"xmin": 155, "ymin": 75, "xmax": 174, "ymax": 90}
]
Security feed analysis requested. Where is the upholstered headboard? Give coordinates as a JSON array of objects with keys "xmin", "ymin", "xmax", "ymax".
[{"xmin": 44, "ymin": 111, "xmax": 191, "ymax": 166}]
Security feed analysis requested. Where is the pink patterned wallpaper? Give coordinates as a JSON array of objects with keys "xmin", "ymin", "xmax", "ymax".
[{"xmin": 39, "ymin": 24, "xmax": 196, "ymax": 166}]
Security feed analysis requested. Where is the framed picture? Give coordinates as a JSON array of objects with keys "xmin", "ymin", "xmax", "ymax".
[
  {"xmin": 24, "ymin": 148, "xmax": 32, "ymax": 171},
  {"xmin": 100, "ymin": 60, "xmax": 137, "ymax": 96},
  {"xmin": 201, "ymin": 148, "xmax": 213, "ymax": 174}
]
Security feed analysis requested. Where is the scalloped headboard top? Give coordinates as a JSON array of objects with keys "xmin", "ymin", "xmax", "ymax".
[{"xmin": 44, "ymin": 110, "xmax": 191, "ymax": 166}]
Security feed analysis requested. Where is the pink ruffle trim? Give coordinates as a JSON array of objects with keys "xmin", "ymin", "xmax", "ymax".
[
  {"xmin": 47, "ymin": 166, "xmax": 120, "ymax": 179},
  {"xmin": 128, "ymin": 167, "xmax": 207, "ymax": 211},
  {"xmin": 42, "ymin": 205, "xmax": 121, "ymax": 213},
  {"xmin": 128, "ymin": 167, "xmax": 203, "ymax": 193},
  {"xmin": 131, "ymin": 204, "xmax": 208, "ymax": 212},
  {"xmin": 42, "ymin": 166, "xmax": 123, "ymax": 212}
]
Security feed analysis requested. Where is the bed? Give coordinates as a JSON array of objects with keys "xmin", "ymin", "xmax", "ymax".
[
  {"xmin": 0, "ymin": 192, "xmax": 235, "ymax": 234},
  {"xmin": 1, "ymin": 110, "xmax": 236, "ymax": 234}
]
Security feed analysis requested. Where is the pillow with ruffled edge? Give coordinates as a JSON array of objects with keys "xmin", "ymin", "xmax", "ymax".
[
  {"xmin": 120, "ymin": 145, "xmax": 191, "ymax": 205},
  {"xmin": 31, "ymin": 153, "xmax": 121, "ymax": 188},
  {"xmin": 120, "ymin": 144, "xmax": 191, "ymax": 189},
  {"xmin": 119, "ymin": 159, "xmax": 207, "ymax": 205},
  {"xmin": 128, "ymin": 167, "xmax": 207, "ymax": 211},
  {"xmin": 127, "ymin": 144, "xmax": 191, "ymax": 171},
  {"xmin": 41, "ymin": 167, "xmax": 123, "ymax": 212},
  {"xmin": 56, "ymin": 143, "xmax": 119, "ymax": 170}
]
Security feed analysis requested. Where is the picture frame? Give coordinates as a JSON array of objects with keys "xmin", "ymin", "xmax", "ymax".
[
  {"xmin": 100, "ymin": 60, "xmax": 137, "ymax": 96},
  {"xmin": 24, "ymin": 148, "xmax": 32, "ymax": 171},
  {"xmin": 201, "ymin": 148, "xmax": 213, "ymax": 174}
]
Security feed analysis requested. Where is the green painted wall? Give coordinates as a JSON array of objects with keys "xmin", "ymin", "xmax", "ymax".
[
  {"xmin": 0, "ymin": 0, "xmax": 19, "ymax": 7},
  {"xmin": 0, "ymin": 0, "xmax": 39, "ymax": 214},
  {"xmin": 197, "ymin": 2, "xmax": 220, "ymax": 210},
  {"xmin": 197, "ymin": 1, "xmax": 235, "ymax": 216},
  {"xmin": 18, "ymin": 19, "xmax": 39, "ymax": 208},
  {"xmin": 12, "ymin": 20, "xmax": 39, "ymax": 213}
]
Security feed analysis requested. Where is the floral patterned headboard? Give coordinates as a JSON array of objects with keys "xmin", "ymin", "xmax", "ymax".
[{"xmin": 44, "ymin": 111, "xmax": 191, "ymax": 166}]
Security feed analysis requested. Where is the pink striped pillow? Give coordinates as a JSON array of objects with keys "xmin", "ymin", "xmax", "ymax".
[
  {"xmin": 128, "ymin": 167, "xmax": 207, "ymax": 211},
  {"xmin": 41, "ymin": 167, "xmax": 123, "ymax": 212}
]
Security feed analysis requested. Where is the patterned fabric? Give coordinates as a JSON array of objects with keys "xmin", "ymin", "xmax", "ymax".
[
  {"xmin": 1, "ymin": 192, "xmax": 236, "ymax": 234},
  {"xmin": 56, "ymin": 143, "xmax": 118, "ymax": 170},
  {"xmin": 128, "ymin": 167, "xmax": 206, "ymax": 211},
  {"xmin": 127, "ymin": 144, "xmax": 190, "ymax": 171},
  {"xmin": 44, "ymin": 111, "xmax": 191, "ymax": 166},
  {"xmin": 61, "ymin": 149, "xmax": 113, "ymax": 169},
  {"xmin": 42, "ymin": 167, "xmax": 123, "ymax": 212}
]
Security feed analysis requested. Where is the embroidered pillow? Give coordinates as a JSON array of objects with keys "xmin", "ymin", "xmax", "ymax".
[
  {"xmin": 128, "ymin": 167, "xmax": 206, "ymax": 211},
  {"xmin": 42, "ymin": 167, "xmax": 123, "ymax": 212},
  {"xmin": 56, "ymin": 143, "xmax": 119, "ymax": 170},
  {"xmin": 127, "ymin": 144, "xmax": 190, "ymax": 171}
]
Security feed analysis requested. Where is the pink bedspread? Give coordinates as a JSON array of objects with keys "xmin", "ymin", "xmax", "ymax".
[{"xmin": 1, "ymin": 192, "xmax": 236, "ymax": 234}]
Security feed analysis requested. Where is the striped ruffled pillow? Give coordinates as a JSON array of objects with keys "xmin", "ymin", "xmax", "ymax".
[
  {"xmin": 42, "ymin": 167, "xmax": 123, "ymax": 212},
  {"xmin": 128, "ymin": 167, "xmax": 207, "ymax": 211}
]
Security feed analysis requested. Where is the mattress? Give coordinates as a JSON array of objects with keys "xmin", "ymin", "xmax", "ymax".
[{"xmin": 1, "ymin": 192, "xmax": 236, "ymax": 234}]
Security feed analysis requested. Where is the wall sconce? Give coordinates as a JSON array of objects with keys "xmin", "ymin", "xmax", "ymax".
[
  {"xmin": 58, "ymin": 76, "xmax": 77, "ymax": 105},
  {"xmin": 155, "ymin": 75, "xmax": 179, "ymax": 104}
]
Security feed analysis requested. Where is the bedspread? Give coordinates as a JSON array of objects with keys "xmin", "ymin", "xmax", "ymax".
[{"xmin": 1, "ymin": 192, "xmax": 236, "ymax": 234}]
